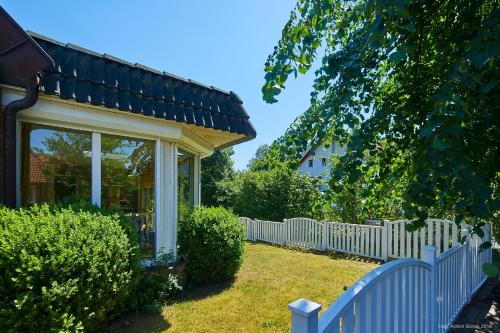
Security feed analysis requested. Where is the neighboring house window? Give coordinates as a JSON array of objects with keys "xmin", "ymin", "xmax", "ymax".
[
  {"xmin": 308, "ymin": 159, "xmax": 313, "ymax": 168},
  {"xmin": 21, "ymin": 123, "xmax": 92, "ymax": 205},
  {"xmin": 178, "ymin": 150, "xmax": 194, "ymax": 222},
  {"xmin": 101, "ymin": 134, "xmax": 155, "ymax": 258},
  {"xmin": 322, "ymin": 158, "xmax": 327, "ymax": 166}
]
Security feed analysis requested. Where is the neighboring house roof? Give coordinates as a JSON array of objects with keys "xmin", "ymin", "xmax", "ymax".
[
  {"xmin": 3, "ymin": 30, "xmax": 256, "ymax": 146},
  {"xmin": 299, "ymin": 141, "xmax": 323, "ymax": 165},
  {"xmin": 29, "ymin": 154, "xmax": 49, "ymax": 183}
]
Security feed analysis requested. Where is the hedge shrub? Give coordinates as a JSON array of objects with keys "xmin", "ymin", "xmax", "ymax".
[
  {"xmin": 50, "ymin": 198, "xmax": 139, "ymax": 252},
  {"xmin": 0, "ymin": 204, "xmax": 137, "ymax": 333},
  {"xmin": 178, "ymin": 206, "xmax": 245, "ymax": 284}
]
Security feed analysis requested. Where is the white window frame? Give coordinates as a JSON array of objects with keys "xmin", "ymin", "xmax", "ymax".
[
  {"xmin": 12, "ymin": 93, "xmax": 208, "ymax": 258},
  {"xmin": 91, "ymin": 132, "xmax": 101, "ymax": 206}
]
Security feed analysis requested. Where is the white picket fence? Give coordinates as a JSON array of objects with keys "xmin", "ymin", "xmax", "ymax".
[
  {"xmin": 288, "ymin": 223, "xmax": 493, "ymax": 333},
  {"xmin": 327, "ymin": 222, "xmax": 386, "ymax": 260},
  {"xmin": 240, "ymin": 217, "xmax": 388, "ymax": 260},
  {"xmin": 388, "ymin": 219, "xmax": 462, "ymax": 259},
  {"xmin": 239, "ymin": 217, "xmax": 483, "ymax": 263},
  {"xmin": 285, "ymin": 218, "xmax": 326, "ymax": 250}
]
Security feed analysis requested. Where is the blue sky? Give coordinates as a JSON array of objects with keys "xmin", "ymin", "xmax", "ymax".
[{"xmin": 2, "ymin": 0, "xmax": 316, "ymax": 170}]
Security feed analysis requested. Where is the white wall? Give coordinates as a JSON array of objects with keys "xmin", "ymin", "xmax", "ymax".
[{"xmin": 298, "ymin": 141, "xmax": 345, "ymax": 189}]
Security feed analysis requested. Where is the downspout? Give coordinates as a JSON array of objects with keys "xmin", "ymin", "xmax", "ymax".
[{"xmin": 2, "ymin": 74, "xmax": 39, "ymax": 207}]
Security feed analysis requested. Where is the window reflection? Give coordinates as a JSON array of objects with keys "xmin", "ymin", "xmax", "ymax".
[
  {"xmin": 101, "ymin": 135, "xmax": 155, "ymax": 258},
  {"xmin": 21, "ymin": 124, "xmax": 92, "ymax": 205},
  {"xmin": 178, "ymin": 150, "xmax": 194, "ymax": 222}
]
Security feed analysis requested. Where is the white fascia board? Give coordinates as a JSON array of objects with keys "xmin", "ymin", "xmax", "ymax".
[{"xmin": 2, "ymin": 87, "xmax": 214, "ymax": 156}]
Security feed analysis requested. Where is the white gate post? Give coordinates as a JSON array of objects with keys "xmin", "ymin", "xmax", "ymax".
[
  {"xmin": 461, "ymin": 228, "xmax": 472, "ymax": 304},
  {"xmin": 382, "ymin": 221, "xmax": 388, "ymax": 261},
  {"xmin": 422, "ymin": 245, "xmax": 437, "ymax": 333},
  {"xmin": 288, "ymin": 299, "xmax": 321, "ymax": 333}
]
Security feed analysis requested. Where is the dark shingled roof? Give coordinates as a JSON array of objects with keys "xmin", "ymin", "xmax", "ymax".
[{"xmin": 27, "ymin": 32, "xmax": 256, "ymax": 143}]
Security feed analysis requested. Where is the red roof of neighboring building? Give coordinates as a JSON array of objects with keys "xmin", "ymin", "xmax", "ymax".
[{"xmin": 29, "ymin": 154, "xmax": 49, "ymax": 183}]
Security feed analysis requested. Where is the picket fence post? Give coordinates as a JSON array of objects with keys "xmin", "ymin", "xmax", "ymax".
[
  {"xmin": 252, "ymin": 219, "xmax": 257, "ymax": 241},
  {"xmin": 283, "ymin": 219, "xmax": 288, "ymax": 245},
  {"xmin": 462, "ymin": 228, "xmax": 472, "ymax": 304},
  {"xmin": 488, "ymin": 222, "xmax": 493, "ymax": 263},
  {"xmin": 382, "ymin": 221, "xmax": 388, "ymax": 261},
  {"xmin": 422, "ymin": 245, "xmax": 437, "ymax": 333},
  {"xmin": 281, "ymin": 219, "xmax": 286, "ymax": 245},
  {"xmin": 248, "ymin": 219, "xmax": 253, "ymax": 241},
  {"xmin": 288, "ymin": 299, "xmax": 321, "ymax": 333},
  {"xmin": 322, "ymin": 222, "xmax": 328, "ymax": 251}
]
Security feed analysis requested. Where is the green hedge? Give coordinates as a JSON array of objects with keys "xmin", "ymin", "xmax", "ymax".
[
  {"xmin": 0, "ymin": 204, "xmax": 137, "ymax": 333},
  {"xmin": 178, "ymin": 206, "xmax": 245, "ymax": 284}
]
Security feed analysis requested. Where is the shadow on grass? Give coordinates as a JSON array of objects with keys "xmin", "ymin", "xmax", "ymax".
[
  {"xmin": 105, "ymin": 312, "xmax": 170, "ymax": 333},
  {"xmin": 182, "ymin": 277, "xmax": 235, "ymax": 301},
  {"xmin": 106, "ymin": 269, "xmax": 237, "ymax": 332},
  {"xmin": 246, "ymin": 240, "xmax": 383, "ymax": 265}
]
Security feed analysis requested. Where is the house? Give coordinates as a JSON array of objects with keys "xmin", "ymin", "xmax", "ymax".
[
  {"xmin": 297, "ymin": 139, "xmax": 344, "ymax": 190},
  {"xmin": 0, "ymin": 6, "xmax": 256, "ymax": 258}
]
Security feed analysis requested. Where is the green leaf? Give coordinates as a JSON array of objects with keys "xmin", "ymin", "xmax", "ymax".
[
  {"xmin": 473, "ymin": 225, "xmax": 485, "ymax": 238},
  {"xmin": 404, "ymin": 23, "xmax": 415, "ymax": 32},
  {"xmin": 388, "ymin": 50, "xmax": 407, "ymax": 63},
  {"xmin": 405, "ymin": 223, "xmax": 415, "ymax": 232},
  {"xmin": 479, "ymin": 241, "xmax": 492, "ymax": 252},
  {"xmin": 482, "ymin": 263, "xmax": 498, "ymax": 278},
  {"xmin": 298, "ymin": 65, "xmax": 309, "ymax": 74},
  {"xmin": 432, "ymin": 136, "xmax": 448, "ymax": 151},
  {"xmin": 480, "ymin": 80, "xmax": 495, "ymax": 94}
]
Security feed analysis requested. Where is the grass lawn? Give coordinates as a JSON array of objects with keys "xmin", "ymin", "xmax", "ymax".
[{"xmin": 111, "ymin": 242, "xmax": 379, "ymax": 333}]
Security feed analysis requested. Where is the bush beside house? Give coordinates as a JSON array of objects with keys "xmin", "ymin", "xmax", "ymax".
[
  {"xmin": 0, "ymin": 204, "xmax": 137, "ymax": 333},
  {"xmin": 178, "ymin": 206, "xmax": 245, "ymax": 284},
  {"xmin": 0, "ymin": 202, "xmax": 246, "ymax": 331}
]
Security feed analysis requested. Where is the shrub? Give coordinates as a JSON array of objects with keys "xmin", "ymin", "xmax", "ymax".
[
  {"xmin": 0, "ymin": 204, "xmax": 137, "ymax": 333},
  {"xmin": 217, "ymin": 164, "xmax": 325, "ymax": 221},
  {"xmin": 49, "ymin": 199, "xmax": 186, "ymax": 314},
  {"xmin": 132, "ymin": 249, "xmax": 183, "ymax": 312},
  {"xmin": 178, "ymin": 206, "xmax": 245, "ymax": 284},
  {"xmin": 136, "ymin": 269, "xmax": 183, "ymax": 312},
  {"xmin": 50, "ymin": 198, "xmax": 139, "ymax": 251}
]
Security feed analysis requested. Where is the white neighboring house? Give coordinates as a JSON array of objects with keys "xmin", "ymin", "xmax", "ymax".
[{"xmin": 297, "ymin": 140, "xmax": 345, "ymax": 190}]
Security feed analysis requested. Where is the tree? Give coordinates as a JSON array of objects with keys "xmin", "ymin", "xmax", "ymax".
[
  {"xmin": 262, "ymin": 0, "xmax": 499, "ymax": 239},
  {"xmin": 217, "ymin": 163, "xmax": 324, "ymax": 221},
  {"xmin": 247, "ymin": 144, "xmax": 270, "ymax": 170},
  {"xmin": 325, "ymin": 141, "xmax": 408, "ymax": 223},
  {"xmin": 201, "ymin": 147, "xmax": 235, "ymax": 206}
]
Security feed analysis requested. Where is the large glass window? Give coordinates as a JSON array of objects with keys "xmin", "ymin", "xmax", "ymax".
[
  {"xmin": 101, "ymin": 134, "xmax": 155, "ymax": 258},
  {"xmin": 178, "ymin": 149, "xmax": 194, "ymax": 222},
  {"xmin": 21, "ymin": 123, "xmax": 91, "ymax": 205}
]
